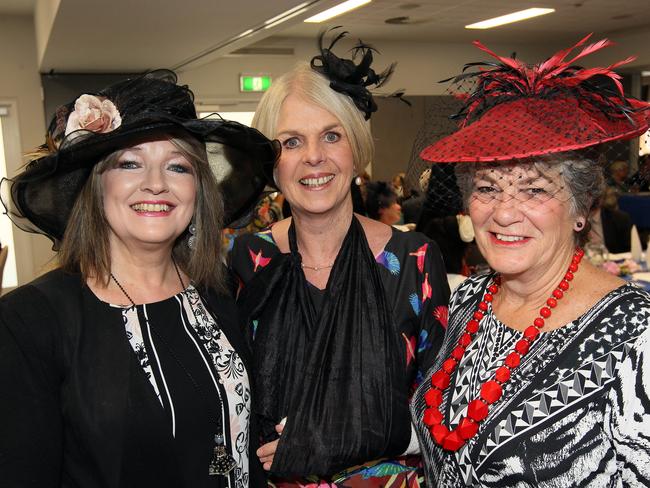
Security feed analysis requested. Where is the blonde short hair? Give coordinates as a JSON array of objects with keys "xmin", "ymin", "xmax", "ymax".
[{"xmin": 252, "ymin": 62, "xmax": 373, "ymax": 173}]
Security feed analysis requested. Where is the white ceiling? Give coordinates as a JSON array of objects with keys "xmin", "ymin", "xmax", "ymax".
[
  {"xmin": 37, "ymin": 0, "xmax": 326, "ymax": 72},
  {"xmin": 6, "ymin": 0, "xmax": 650, "ymax": 72},
  {"xmin": 279, "ymin": 0, "xmax": 650, "ymax": 43}
]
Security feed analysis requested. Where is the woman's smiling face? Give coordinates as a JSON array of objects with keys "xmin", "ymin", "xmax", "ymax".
[
  {"xmin": 274, "ymin": 94, "xmax": 355, "ymax": 217},
  {"xmin": 468, "ymin": 162, "xmax": 577, "ymax": 278},
  {"xmin": 101, "ymin": 138, "xmax": 196, "ymax": 251}
]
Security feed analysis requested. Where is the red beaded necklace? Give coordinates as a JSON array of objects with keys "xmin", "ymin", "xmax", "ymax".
[{"xmin": 423, "ymin": 247, "xmax": 584, "ymax": 452}]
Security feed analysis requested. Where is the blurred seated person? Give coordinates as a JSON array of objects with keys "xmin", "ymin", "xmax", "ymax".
[
  {"xmin": 418, "ymin": 215, "xmax": 469, "ymax": 290},
  {"xmin": 401, "ymin": 169, "xmax": 431, "ymax": 224},
  {"xmin": 606, "ymin": 160, "xmax": 630, "ymax": 192},
  {"xmin": 601, "ymin": 187, "xmax": 633, "ymax": 253},
  {"xmin": 365, "ymin": 181, "xmax": 403, "ymax": 226},
  {"xmin": 627, "ymin": 154, "xmax": 650, "ymax": 192},
  {"xmin": 391, "ymin": 172, "xmax": 406, "ymax": 200}
]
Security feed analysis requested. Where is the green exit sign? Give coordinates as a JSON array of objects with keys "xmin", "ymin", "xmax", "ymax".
[{"xmin": 240, "ymin": 75, "xmax": 272, "ymax": 92}]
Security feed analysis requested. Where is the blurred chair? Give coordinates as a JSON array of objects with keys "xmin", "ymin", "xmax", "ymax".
[{"xmin": 0, "ymin": 245, "xmax": 8, "ymax": 293}]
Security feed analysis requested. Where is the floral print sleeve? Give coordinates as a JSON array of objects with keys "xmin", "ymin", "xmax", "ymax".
[
  {"xmin": 415, "ymin": 240, "xmax": 450, "ymax": 385},
  {"xmin": 379, "ymin": 232, "xmax": 450, "ymax": 394}
]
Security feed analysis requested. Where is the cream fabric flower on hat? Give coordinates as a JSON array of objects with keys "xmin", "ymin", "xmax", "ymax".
[{"xmin": 65, "ymin": 94, "xmax": 122, "ymax": 136}]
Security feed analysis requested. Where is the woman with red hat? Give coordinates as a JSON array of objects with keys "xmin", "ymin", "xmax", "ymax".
[
  {"xmin": 412, "ymin": 36, "xmax": 650, "ymax": 486},
  {"xmin": 0, "ymin": 71, "xmax": 278, "ymax": 487}
]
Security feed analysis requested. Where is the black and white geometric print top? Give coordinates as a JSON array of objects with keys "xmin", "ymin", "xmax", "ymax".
[
  {"xmin": 411, "ymin": 273, "xmax": 650, "ymax": 487},
  {"xmin": 117, "ymin": 285, "xmax": 250, "ymax": 488}
]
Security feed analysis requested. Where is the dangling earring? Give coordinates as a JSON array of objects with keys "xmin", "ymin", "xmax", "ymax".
[
  {"xmin": 354, "ymin": 175, "xmax": 362, "ymax": 186},
  {"xmin": 188, "ymin": 219, "xmax": 197, "ymax": 249}
]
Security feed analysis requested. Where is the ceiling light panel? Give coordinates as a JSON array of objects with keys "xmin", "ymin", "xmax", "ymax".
[
  {"xmin": 466, "ymin": 7, "xmax": 555, "ymax": 29},
  {"xmin": 304, "ymin": 0, "xmax": 372, "ymax": 23}
]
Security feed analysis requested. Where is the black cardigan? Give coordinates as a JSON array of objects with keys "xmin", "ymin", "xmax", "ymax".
[{"xmin": 0, "ymin": 269, "xmax": 265, "ymax": 488}]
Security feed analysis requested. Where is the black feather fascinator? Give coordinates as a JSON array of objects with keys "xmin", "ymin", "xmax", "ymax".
[{"xmin": 310, "ymin": 27, "xmax": 395, "ymax": 120}]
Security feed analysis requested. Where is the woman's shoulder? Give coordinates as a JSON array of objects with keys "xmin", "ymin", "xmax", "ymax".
[
  {"xmin": 449, "ymin": 272, "xmax": 492, "ymax": 303},
  {"xmin": 1, "ymin": 268, "xmax": 82, "ymax": 308},
  {"xmin": 230, "ymin": 227, "xmax": 281, "ymax": 261},
  {"xmin": 595, "ymin": 281, "xmax": 650, "ymax": 324},
  {"xmin": 380, "ymin": 227, "xmax": 444, "ymax": 268},
  {"xmin": 229, "ymin": 225, "xmax": 284, "ymax": 283},
  {"xmin": 386, "ymin": 228, "xmax": 434, "ymax": 250},
  {"xmin": 0, "ymin": 269, "xmax": 84, "ymax": 352}
]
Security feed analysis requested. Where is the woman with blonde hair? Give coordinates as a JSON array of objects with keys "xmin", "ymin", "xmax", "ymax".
[{"xmin": 230, "ymin": 30, "xmax": 449, "ymax": 486}]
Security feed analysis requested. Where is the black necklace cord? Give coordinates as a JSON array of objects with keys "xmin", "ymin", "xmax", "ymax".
[{"xmin": 110, "ymin": 259, "xmax": 237, "ymax": 476}]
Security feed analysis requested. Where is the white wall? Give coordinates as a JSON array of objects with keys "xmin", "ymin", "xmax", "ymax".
[
  {"xmin": 181, "ymin": 29, "xmax": 650, "ymax": 106},
  {"xmin": 0, "ymin": 15, "xmax": 54, "ymax": 286}
]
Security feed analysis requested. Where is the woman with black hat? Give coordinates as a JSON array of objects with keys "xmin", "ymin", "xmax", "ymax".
[
  {"xmin": 412, "ymin": 36, "xmax": 650, "ymax": 486},
  {"xmin": 0, "ymin": 71, "xmax": 278, "ymax": 488},
  {"xmin": 229, "ymin": 30, "xmax": 449, "ymax": 486}
]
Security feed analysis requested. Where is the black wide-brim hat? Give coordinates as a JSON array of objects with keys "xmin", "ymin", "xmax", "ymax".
[{"xmin": 2, "ymin": 70, "xmax": 280, "ymax": 247}]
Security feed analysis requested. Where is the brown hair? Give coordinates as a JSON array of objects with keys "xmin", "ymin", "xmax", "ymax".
[{"xmin": 58, "ymin": 135, "xmax": 225, "ymax": 291}]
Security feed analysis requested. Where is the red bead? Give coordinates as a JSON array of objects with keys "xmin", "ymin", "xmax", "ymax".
[
  {"xmin": 558, "ymin": 280, "xmax": 569, "ymax": 291},
  {"xmin": 478, "ymin": 301, "xmax": 489, "ymax": 312},
  {"xmin": 553, "ymin": 289, "xmax": 564, "ymax": 299},
  {"xmin": 473, "ymin": 311, "xmax": 484, "ymax": 320},
  {"xmin": 534, "ymin": 317, "xmax": 545, "ymax": 328},
  {"xmin": 423, "ymin": 407, "xmax": 443, "ymax": 426},
  {"xmin": 540, "ymin": 307, "xmax": 551, "ymax": 318},
  {"xmin": 458, "ymin": 417, "xmax": 479, "ymax": 439},
  {"xmin": 430, "ymin": 423, "xmax": 450, "ymax": 445},
  {"xmin": 442, "ymin": 429, "xmax": 465, "ymax": 451},
  {"xmin": 576, "ymin": 248, "xmax": 584, "ymax": 258},
  {"xmin": 451, "ymin": 346, "xmax": 465, "ymax": 360},
  {"xmin": 488, "ymin": 284, "xmax": 498, "ymax": 294},
  {"xmin": 515, "ymin": 339, "xmax": 530, "ymax": 355},
  {"xmin": 484, "ymin": 293, "xmax": 493, "ymax": 302},
  {"xmin": 442, "ymin": 358, "xmax": 457, "ymax": 374},
  {"xmin": 459, "ymin": 333, "xmax": 472, "ymax": 347},
  {"xmin": 546, "ymin": 297, "xmax": 557, "ymax": 308},
  {"xmin": 572, "ymin": 255, "xmax": 581, "ymax": 264},
  {"xmin": 505, "ymin": 352, "xmax": 521, "ymax": 368},
  {"xmin": 466, "ymin": 319, "xmax": 479, "ymax": 334},
  {"xmin": 431, "ymin": 370, "xmax": 451, "ymax": 389},
  {"xmin": 467, "ymin": 399, "xmax": 489, "ymax": 421},
  {"xmin": 425, "ymin": 387, "xmax": 443, "ymax": 407},
  {"xmin": 495, "ymin": 366, "xmax": 511, "ymax": 383},
  {"xmin": 568, "ymin": 263, "xmax": 578, "ymax": 273},
  {"xmin": 524, "ymin": 325, "xmax": 540, "ymax": 340},
  {"xmin": 481, "ymin": 380, "xmax": 503, "ymax": 404},
  {"xmin": 565, "ymin": 271, "xmax": 574, "ymax": 281}
]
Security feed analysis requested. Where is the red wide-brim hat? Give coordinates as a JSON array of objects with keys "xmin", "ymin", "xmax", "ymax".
[{"xmin": 421, "ymin": 35, "xmax": 650, "ymax": 164}]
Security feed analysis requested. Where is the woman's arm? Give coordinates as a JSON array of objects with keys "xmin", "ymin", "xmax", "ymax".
[
  {"xmin": 415, "ymin": 240, "xmax": 450, "ymax": 381},
  {"xmin": 0, "ymin": 288, "xmax": 63, "ymax": 487},
  {"xmin": 609, "ymin": 324, "xmax": 650, "ymax": 485}
]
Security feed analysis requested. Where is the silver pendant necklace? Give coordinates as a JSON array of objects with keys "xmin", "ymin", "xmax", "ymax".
[{"xmin": 110, "ymin": 260, "xmax": 237, "ymax": 476}]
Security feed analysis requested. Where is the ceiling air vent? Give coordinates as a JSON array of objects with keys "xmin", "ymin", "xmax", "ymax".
[{"xmin": 385, "ymin": 16, "xmax": 432, "ymax": 25}]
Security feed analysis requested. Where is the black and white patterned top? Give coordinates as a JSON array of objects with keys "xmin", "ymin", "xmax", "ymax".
[
  {"xmin": 411, "ymin": 273, "xmax": 650, "ymax": 487},
  {"xmin": 117, "ymin": 285, "xmax": 250, "ymax": 488}
]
